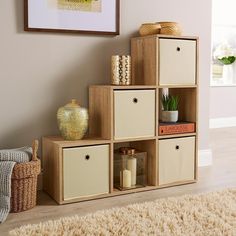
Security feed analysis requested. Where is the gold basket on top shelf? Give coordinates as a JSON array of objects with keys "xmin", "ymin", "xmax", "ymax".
[
  {"xmin": 139, "ymin": 22, "xmax": 182, "ymax": 37},
  {"xmin": 139, "ymin": 23, "xmax": 161, "ymax": 36},
  {"xmin": 158, "ymin": 22, "xmax": 182, "ymax": 36}
]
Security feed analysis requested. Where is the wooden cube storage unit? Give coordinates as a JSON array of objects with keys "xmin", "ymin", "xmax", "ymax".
[
  {"xmin": 131, "ymin": 35, "xmax": 199, "ymax": 86},
  {"xmin": 42, "ymin": 137, "xmax": 112, "ymax": 204},
  {"xmin": 89, "ymin": 85, "xmax": 158, "ymax": 141},
  {"xmin": 43, "ymin": 34, "xmax": 198, "ymax": 205}
]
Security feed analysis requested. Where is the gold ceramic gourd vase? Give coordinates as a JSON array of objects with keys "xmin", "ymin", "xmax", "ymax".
[{"xmin": 57, "ymin": 99, "xmax": 88, "ymax": 140}]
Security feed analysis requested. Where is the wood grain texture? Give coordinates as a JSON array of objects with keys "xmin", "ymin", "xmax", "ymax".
[
  {"xmin": 43, "ymin": 136, "xmax": 111, "ymax": 147},
  {"xmin": 169, "ymin": 88, "xmax": 197, "ymax": 123},
  {"xmin": 42, "ymin": 137, "xmax": 62, "ymax": 204},
  {"xmin": 43, "ymin": 137, "xmax": 113, "ymax": 204},
  {"xmin": 158, "ymin": 133, "xmax": 197, "ymax": 139},
  {"xmin": 195, "ymin": 38, "xmax": 199, "ymax": 180},
  {"xmin": 90, "ymin": 85, "xmax": 157, "ymax": 89},
  {"xmin": 89, "ymin": 87, "xmax": 113, "ymax": 140},
  {"xmin": 113, "ymin": 136, "xmax": 156, "ymax": 143},
  {"xmin": 132, "ymin": 34, "xmax": 199, "ymax": 40},
  {"xmin": 156, "ymin": 88, "xmax": 159, "ymax": 137},
  {"xmin": 131, "ymin": 37, "xmax": 157, "ymax": 85},
  {"xmin": 131, "ymin": 35, "xmax": 199, "ymax": 86}
]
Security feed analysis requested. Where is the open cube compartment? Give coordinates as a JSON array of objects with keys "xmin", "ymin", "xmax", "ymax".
[
  {"xmin": 159, "ymin": 87, "xmax": 197, "ymax": 124},
  {"xmin": 113, "ymin": 139, "xmax": 157, "ymax": 192}
]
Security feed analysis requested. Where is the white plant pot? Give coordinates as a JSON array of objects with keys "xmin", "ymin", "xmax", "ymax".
[
  {"xmin": 161, "ymin": 111, "xmax": 178, "ymax": 123},
  {"xmin": 223, "ymin": 64, "xmax": 234, "ymax": 85}
]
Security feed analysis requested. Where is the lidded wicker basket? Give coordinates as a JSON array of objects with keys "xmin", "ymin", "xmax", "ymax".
[
  {"xmin": 139, "ymin": 23, "xmax": 161, "ymax": 36},
  {"xmin": 10, "ymin": 140, "xmax": 41, "ymax": 213},
  {"xmin": 158, "ymin": 22, "xmax": 182, "ymax": 36},
  {"xmin": 139, "ymin": 22, "xmax": 182, "ymax": 37}
]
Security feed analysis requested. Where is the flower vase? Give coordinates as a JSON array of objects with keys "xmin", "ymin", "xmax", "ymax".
[
  {"xmin": 57, "ymin": 99, "xmax": 88, "ymax": 140},
  {"xmin": 223, "ymin": 64, "xmax": 234, "ymax": 85}
]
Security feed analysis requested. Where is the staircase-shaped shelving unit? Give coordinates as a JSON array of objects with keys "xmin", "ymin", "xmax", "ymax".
[{"xmin": 43, "ymin": 34, "xmax": 199, "ymax": 204}]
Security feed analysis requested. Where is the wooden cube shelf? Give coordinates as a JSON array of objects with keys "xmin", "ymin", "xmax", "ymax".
[
  {"xmin": 131, "ymin": 35, "xmax": 199, "ymax": 86},
  {"xmin": 43, "ymin": 35, "xmax": 199, "ymax": 204}
]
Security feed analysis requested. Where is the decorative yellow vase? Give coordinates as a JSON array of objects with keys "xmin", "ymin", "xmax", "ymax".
[{"xmin": 57, "ymin": 99, "xmax": 88, "ymax": 140}]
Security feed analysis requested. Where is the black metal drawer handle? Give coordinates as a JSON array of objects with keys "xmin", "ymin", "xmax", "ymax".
[
  {"xmin": 133, "ymin": 98, "xmax": 138, "ymax": 103},
  {"xmin": 175, "ymin": 145, "xmax": 180, "ymax": 150},
  {"xmin": 85, "ymin": 155, "xmax": 90, "ymax": 160},
  {"xmin": 176, "ymin": 47, "xmax": 181, "ymax": 52}
]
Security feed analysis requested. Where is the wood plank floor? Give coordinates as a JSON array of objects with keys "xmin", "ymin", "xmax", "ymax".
[{"xmin": 1, "ymin": 128, "xmax": 236, "ymax": 235}]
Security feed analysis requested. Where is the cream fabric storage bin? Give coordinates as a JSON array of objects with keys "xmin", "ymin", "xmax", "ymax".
[
  {"xmin": 159, "ymin": 136, "xmax": 195, "ymax": 185},
  {"xmin": 63, "ymin": 144, "xmax": 109, "ymax": 200},
  {"xmin": 159, "ymin": 39, "xmax": 196, "ymax": 85},
  {"xmin": 114, "ymin": 90, "xmax": 156, "ymax": 140}
]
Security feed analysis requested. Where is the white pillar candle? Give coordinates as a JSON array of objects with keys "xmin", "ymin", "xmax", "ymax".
[
  {"xmin": 127, "ymin": 157, "xmax": 137, "ymax": 186},
  {"xmin": 122, "ymin": 169, "xmax": 131, "ymax": 188}
]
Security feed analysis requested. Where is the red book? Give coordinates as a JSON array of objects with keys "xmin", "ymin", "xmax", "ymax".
[{"xmin": 159, "ymin": 122, "xmax": 195, "ymax": 135}]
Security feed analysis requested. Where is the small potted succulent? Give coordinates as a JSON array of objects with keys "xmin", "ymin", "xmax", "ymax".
[{"xmin": 161, "ymin": 94, "xmax": 179, "ymax": 122}]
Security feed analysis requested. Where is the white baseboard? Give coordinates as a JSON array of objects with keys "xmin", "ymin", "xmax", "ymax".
[
  {"xmin": 198, "ymin": 149, "xmax": 213, "ymax": 167},
  {"xmin": 210, "ymin": 116, "xmax": 236, "ymax": 129}
]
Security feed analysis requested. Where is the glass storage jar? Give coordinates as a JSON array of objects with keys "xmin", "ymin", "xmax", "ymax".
[{"xmin": 114, "ymin": 147, "xmax": 147, "ymax": 190}]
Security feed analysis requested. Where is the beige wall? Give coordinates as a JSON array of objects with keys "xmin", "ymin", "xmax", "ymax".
[
  {"xmin": 210, "ymin": 87, "xmax": 236, "ymax": 118},
  {"xmin": 0, "ymin": 0, "xmax": 212, "ymax": 152}
]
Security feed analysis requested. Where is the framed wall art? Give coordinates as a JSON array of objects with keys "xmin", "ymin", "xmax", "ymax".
[{"xmin": 24, "ymin": 0, "xmax": 120, "ymax": 35}]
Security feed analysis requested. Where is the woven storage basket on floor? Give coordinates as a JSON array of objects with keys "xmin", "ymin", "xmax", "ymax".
[{"xmin": 10, "ymin": 140, "xmax": 41, "ymax": 213}]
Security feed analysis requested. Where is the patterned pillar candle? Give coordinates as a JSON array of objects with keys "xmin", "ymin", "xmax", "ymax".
[{"xmin": 111, "ymin": 55, "xmax": 131, "ymax": 85}]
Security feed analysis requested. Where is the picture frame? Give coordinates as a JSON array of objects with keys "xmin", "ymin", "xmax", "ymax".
[{"xmin": 24, "ymin": 0, "xmax": 120, "ymax": 35}]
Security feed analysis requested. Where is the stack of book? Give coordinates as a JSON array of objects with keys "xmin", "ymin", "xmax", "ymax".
[{"xmin": 159, "ymin": 122, "xmax": 195, "ymax": 135}]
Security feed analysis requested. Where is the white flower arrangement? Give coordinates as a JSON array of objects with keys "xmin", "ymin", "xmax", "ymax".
[{"xmin": 213, "ymin": 42, "xmax": 236, "ymax": 65}]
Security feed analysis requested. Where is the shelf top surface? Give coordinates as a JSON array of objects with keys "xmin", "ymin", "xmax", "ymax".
[
  {"xmin": 131, "ymin": 34, "xmax": 199, "ymax": 40},
  {"xmin": 43, "ymin": 136, "xmax": 111, "ymax": 147},
  {"xmin": 90, "ymin": 85, "xmax": 157, "ymax": 89},
  {"xmin": 90, "ymin": 85, "xmax": 198, "ymax": 89}
]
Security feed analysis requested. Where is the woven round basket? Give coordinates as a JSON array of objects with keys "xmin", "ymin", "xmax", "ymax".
[
  {"xmin": 158, "ymin": 22, "xmax": 182, "ymax": 36},
  {"xmin": 10, "ymin": 140, "xmax": 41, "ymax": 213},
  {"xmin": 139, "ymin": 23, "xmax": 161, "ymax": 36}
]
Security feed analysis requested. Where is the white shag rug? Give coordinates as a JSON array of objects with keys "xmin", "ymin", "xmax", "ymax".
[{"xmin": 10, "ymin": 189, "xmax": 236, "ymax": 236}]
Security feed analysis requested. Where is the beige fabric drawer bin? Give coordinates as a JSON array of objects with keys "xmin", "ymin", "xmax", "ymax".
[
  {"xmin": 114, "ymin": 90, "xmax": 155, "ymax": 140},
  {"xmin": 159, "ymin": 38, "xmax": 196, "ymax": 85},
  {"xmin": 159, "ymin": 136, "xmax": 195, "ymax": 185},
  {"xmin": 63, "ymin": 144, "xmax": 109, "ymax": 200}
]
